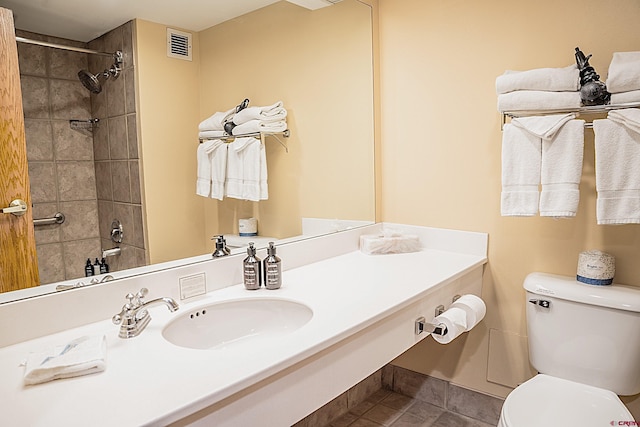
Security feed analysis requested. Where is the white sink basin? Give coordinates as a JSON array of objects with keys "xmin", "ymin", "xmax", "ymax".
[{"xmin": 162, "ymin": 298, "xmax": 313, "ymax": 350}]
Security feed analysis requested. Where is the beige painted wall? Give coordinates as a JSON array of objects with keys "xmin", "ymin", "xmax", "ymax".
[
  {"xmin": 197, "ymin": 0, "xmax": 375, "ymax": 243},
  {"xmin": 135, "ymin": 20, "xmax": 206, "ymax": 264},
  {"xmin": 378, "ymin": 0, "xmax": 640, "ymax": 414},
  {"xmin": 135, "ymin": 1, "xmax": 375, "ymax": 262}
]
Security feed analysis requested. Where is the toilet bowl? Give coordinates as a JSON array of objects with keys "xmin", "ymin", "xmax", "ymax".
[
  {"xmin": 498, "ymin": 272, "xmax": 640, "ymax": 426},
  {"xmin": 498, "ymin": 375, "xmax": 634, "ymax": 427}
]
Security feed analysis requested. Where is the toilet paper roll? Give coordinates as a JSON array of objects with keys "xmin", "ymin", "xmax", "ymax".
[
  {"xmin": 239, "ymin": 218, "xmax": 258, "ymax": 237},
  {"xmin": 577, "ymin": 250, "xmax": 615, "ymax": 285},
  {"xmin": 450, "ymin": 294, "xmax": 487, "ymax": 329},
  {"xmin": 431, "ymin": 307, "xmax": 468, "ymax": 344}
]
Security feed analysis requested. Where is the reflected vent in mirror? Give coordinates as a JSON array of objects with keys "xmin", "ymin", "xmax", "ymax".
[{"xmin": 167, "ymin": 28, "xmax": 192, "ymax": 61}]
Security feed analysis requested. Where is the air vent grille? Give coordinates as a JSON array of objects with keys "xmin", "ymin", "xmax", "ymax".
[{"xmin": 167, "ymin": 28, "xmax": 192, "ymax": 61}]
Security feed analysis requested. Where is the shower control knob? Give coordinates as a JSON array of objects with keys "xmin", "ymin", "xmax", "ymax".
[{"xmin": 529, "ymin": 299, "xmax": 551, "ymax": 308}]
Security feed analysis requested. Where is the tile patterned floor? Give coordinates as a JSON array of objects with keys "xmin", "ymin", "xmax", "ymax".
[{"xmin": 325, "ymin": 389, "xmax": 496, "ymax": 427}]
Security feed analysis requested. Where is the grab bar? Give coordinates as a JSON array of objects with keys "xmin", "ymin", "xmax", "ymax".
[{"xmin": 33, "ymin": 212, "xmax": 65, "ymax": 226}]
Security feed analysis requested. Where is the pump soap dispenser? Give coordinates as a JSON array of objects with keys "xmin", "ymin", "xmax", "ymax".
[
  {"xmin": 212, "ymin": 235, "xmax": 230, "ymax": 258},
  {"xmin": 264, "ymin": 242, "xmax": 282, "ymax": 290},
  {"xmin": 243, "ymin": 242, "xmax": 262, "ymax": 290}
]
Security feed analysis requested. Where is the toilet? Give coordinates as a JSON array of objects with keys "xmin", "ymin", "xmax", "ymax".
[{"xmin": 498, "ymin": 272, "xmax": 640, "ymax": 427}]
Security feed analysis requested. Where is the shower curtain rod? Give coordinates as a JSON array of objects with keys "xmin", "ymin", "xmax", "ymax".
[{"xmin": 15, "ymin": 36, "xmax": 119, "ymax": 58}]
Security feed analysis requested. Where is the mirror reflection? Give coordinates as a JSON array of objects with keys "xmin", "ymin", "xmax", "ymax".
[{"xmin": 5, "ymin": 0, "xmax": 374, "ymax": 301}]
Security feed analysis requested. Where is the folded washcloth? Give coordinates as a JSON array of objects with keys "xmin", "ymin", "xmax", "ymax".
[
  {"xmin": 610, "ymin": 90, "xmax": 640, "ymax": 105},
  {"xmin": 198, "ymin": 130, "xmax": 227, "ymax": 139},
  {"xmin": 225, "ymin": 137, "xmax": 268, "ymax": 201},
  {"xmin": 232, "ymin": 119, "xmax": 288, "ymax": 136},
  {"xmin": 198, "ymin": 108, "xmax": 235, "ymax": 132},
  {"xmin": 539, "ymin": 120, "xmax": 585, "ymax": 217},
  {"xmin": 497, "ymin": 90, "xmax": 582, "ymax": 112},
  {"xmin": 501, "ymin": 123, "xmax": 541, "ymax": 216},
  {"xmin": 606, "ymin": 51, "xmax": 640, "ymax": 94},
  {"xmin": 496, "ymin": 65, "xmax": 580, "ymax": 94},
  {"xmin": 511, "ymin": 113, "xmax": 576, "ymax": 140},
  {"xmin": 23, "ymin": 335, "xmax": 107, "ymax": 385},
  {"xmin": 593, "ymin": 116, "xmax": 640, "ymax": 224},
  {"xmin": 608, "ymin": 108, "xmax": 640, "ymax": 134},
  {"xmin": 233, "ymin": 101, "xmax": 287, "ymax": 125}
]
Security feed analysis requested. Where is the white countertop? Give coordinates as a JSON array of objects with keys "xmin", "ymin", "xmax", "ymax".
[{"xmin": 0, "ymin": 246, "xmax": 485, "ymax": 426}]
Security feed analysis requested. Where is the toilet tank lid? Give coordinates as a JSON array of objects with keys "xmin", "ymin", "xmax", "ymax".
[{"xmin": 524, "ymin": 272, "xmax": 640, "ymax": 313}]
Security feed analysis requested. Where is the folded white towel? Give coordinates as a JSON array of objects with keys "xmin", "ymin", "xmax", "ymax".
[
  {"xmin": 539, "ymin": 120, "xmax": 585, "ymax": 217},
  {"xmin": 496, "ymin": 65, "xmax": 580, "ymax": 94},
  {"xmin": 593, "ymin": 115, "xmax": 640, "ymax": 224},
  {"xmin": 23, "ymin": 335, "xmax": 106, "ymax": 385},
  {"xmin": 497, "ymin": 90, "xmax": 582, "ymax": 112},
  {"xmin": 198, "ymin": 108, "xmax": 235, "ymax": 132},
  {"xmin": 198, "ymin": 130, "xmax": 227, "ymax": 139},
  {"xmin": 606, "ymin": 51, "xmax": 640, "ymax": 94},
  {"xmin": 610, "ymin": 90, "xmax": 640, "ymax": 105},
  {"xmin": 501, "ymin": 123, "xmax": 541, "ymax": 216},
  {"xmin": 232, "ymin": 120, "xmax": 287, "ymax": 136},
  {"xmin": 225, "ymin": 137, "xmax": 268, "ymax": 202},
  {"xmin": 233, "ymin": 101, "xmax": 287, "ymax": 125}
]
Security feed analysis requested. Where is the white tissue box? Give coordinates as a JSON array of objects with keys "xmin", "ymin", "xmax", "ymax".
[{"xmin": 360, "ymin": 233, "xmax": 421, "ymax": 255}]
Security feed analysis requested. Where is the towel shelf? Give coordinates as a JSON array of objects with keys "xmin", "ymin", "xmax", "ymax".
[
  {"xmin": 500, "ymin": 101, "xmax": 640, "ymax": 130},
  {"xmin": 199, "ymin": 130, "xmax": 290, "ymax": 152}
]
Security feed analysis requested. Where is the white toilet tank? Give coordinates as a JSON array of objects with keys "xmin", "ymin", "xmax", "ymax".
[{"xmin": 524, "ymin": 272, "xmax": 640, "ymax": 395}]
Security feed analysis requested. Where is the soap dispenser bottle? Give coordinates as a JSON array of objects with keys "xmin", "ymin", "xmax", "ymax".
[
  {"xmin": 263, "ymin": 242, "xmax": 282, "ymax": 290},
  {"xmin": 243, "ymin": 242, "xmax": 262, "ymax": 290},
  {"xmin": 212, "ymin": 235, "xmax": 230, "ymax": 258}
]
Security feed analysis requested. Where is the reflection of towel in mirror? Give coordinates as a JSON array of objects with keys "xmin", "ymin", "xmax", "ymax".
[
  {"xmin": 198, "ymin": 108, "xmax": 235, "ymax": 131},
  {"xmin": 232, "ymin": 120, "xmax": 287, "ymax": 136},
  {"xmin": 497, "ymin": 90, "xmax": 582, "ymax": 112},
  {"xmin": 225, "ymin": 137, "xmax": 268, "ymax": 202},
  {"xmin": 196, "ymin": 140, "xmax": 227, "ymax": 200},
  {"xmin": 495, "ymin": 65, "xmax": 579, "ymax": 94},
  {"xmin": 233, "ymin": 101, "xmax": 287, "ymax": 125},
  {"xmin": 606, "ymin": 52, "xmax": 640, "ymax": 94},
  {"xmin": 23, "ymin": 335, "xmax": 107, "ymax": 385},
  {"xmin": 593, "ymin": 110, "xmax": 640, "ymax": 224}
]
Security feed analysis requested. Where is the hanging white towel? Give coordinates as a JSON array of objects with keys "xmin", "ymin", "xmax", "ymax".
[
  {"xmin": 497, "ymin": 90, "xmax": 582, "ymax": 112},
  {"xmin": 593, "ymin": 114, "xmax": 640, "ymax": 224},
  {"xmin": 198, "ymin": 108, "xmax": 235, "ymax": 132},
  {"xmin": 608, "ymin": 109, "xmax": 640, "ymax": 134},
  {"xmin": 606, "ymin": 51, "xmax": 640, "ymax": 94},
  {"xmin": 502, "ymin": 114, "xmax": 584, "ymax": 217},
  {"xmin": 225, "ymin": 137, "xmax": 268, "ymax": 202},
  {"xmin": 233, "ymin": 101, "xmax": 287, "ymax": 125},
  {"xmin": 495, "ymin": 65, "xmax": 579, "ymax": 94},
  {"xmin": 196, "ymin": 139, "xmax": 227, "ymax": 200},
  {"xmin": 539, "ymin": 120, "xmax": 585, "ymax": 217},
  {"xmin": 501, "ymin": 123, "xmax": 542, "ymax": 216},
  {"xmin": 232, "ymin": 119, "xmax": 287, "ymax": 136}
]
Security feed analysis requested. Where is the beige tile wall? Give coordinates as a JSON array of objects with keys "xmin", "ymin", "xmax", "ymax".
[{"xmin": 17, "ymin": 21, "xmax": 146, "ymax": 284}]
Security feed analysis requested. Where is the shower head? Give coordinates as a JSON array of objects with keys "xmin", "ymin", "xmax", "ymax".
[{"xmin": 77, "ymin": 51, "xmax": 123, "ymax": 94}]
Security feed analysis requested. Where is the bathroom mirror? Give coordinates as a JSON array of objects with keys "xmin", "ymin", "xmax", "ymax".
[{"xmin": 0, "ymin": 0, "xmax": 375, "ymax": 303}]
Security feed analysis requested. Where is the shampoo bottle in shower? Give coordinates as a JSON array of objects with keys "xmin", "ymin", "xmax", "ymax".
[
  {"xmin": 243, "ymin": 242, "xmax": 262, "ymax": 290},
  {"xmin": 84, "ymin": 258, "xmax": 94, "ymax": 277},
  {"xmin": 264, "ymin": 242, "xmax": 282, "ymax": 290}
]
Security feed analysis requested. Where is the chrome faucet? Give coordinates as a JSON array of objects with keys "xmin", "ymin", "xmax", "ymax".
[{"xmin": 112, "ymin": 288, "xmax": 179, "ymax": 338}]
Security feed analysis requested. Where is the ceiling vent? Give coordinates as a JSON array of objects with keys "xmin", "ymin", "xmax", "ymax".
[
  {"xmin": 286, "ymin": 0, "xmax": 343, "ymax": 10},
  {"xmin": 167, "ymin": 28, "xmax": 192, "ymax": 61}
]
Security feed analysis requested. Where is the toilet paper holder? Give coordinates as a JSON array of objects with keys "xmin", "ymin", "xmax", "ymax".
[{"xmin": 414, "ymin": 295, "xmax": 461, "ymax": 337}]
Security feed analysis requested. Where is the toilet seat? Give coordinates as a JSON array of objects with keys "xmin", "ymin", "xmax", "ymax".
[{"xmin": 498, "ymin": 374, "xmax": 635, "ymax": 427}]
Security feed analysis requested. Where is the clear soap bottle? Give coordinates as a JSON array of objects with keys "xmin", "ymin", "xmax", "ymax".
[
  {"xmin": 264, "ymin": 242, "xmax": 282, "ymax": 290},
  {"xmin": 243, "ymin": 242, "xmax": 262, "ymax": 290}
]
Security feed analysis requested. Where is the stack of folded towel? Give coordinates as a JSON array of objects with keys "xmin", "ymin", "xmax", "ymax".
[
  {"xmin": 606, "ymin": 52, "xmax": 640, "ymax": 104},
  {"xmin": 593, "ymin": 109, "xmax": 640, "ymax": 224},
  {"xmin": 231, "ymin": 101, "xmax": 288, "ymax": 135},
  {"xmin": 496, "ymin": 65, "xmax": 582, "ymax": 112},
  {"xmin": 197, "ymin": 101, "xmax": 287, "ymax": 201},
  {"xmin": 501, "ymin": 113, "xmax": 585, "ymax": 217}
]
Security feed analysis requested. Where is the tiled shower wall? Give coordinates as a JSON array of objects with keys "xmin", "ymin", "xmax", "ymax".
[{"xmin": 16, "ymin": 22, "xmax": 145, "ymax": 284}]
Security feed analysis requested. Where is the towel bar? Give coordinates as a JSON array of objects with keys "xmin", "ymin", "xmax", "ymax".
[{"xmin": 33, "ymin": 212, "xmax": 65, "ymax": 226}]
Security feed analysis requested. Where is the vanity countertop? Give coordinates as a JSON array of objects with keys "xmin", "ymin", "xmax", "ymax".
[{"xmin": 0, "ymin": 247, "xmax": 486, "ymax": 426}]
